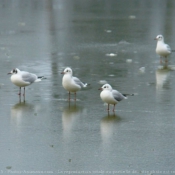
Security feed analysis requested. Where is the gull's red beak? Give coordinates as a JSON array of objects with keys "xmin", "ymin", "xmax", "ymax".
[
  {"xmin": 98, "ymin": 88, "xmax": 102, "ymax": 91},
  {"xmin": 61, "ymin": 72, "xmax": 64, "ymax": 74}
]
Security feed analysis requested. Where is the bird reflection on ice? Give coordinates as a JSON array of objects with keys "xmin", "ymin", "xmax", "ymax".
[
  {"xmin": 100, "ymin": 113, "xmax": 121, "ymax": 145},
  {"xmin": 156, "ymin": 66, "xmax": 171, "ymax": 89},
  {"xmin": 156, "ymin": 65, "xmax": 175, "ymax": 103},
  {"xmin": 11, "ymin": 102, "xmax": 40, "ymax": 126},
  {"xmin": 62, "ymin": 104, "xmax": 85, "ymax": 140}
]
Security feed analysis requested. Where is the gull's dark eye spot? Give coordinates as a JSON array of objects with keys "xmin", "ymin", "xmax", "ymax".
[
  {"xmin": 104, "ymin": 86, "xmax": 106, "ymax": 88},
  {"xmin": 13, "ymin": 69, "xmax": 17, "ymax": 74}
]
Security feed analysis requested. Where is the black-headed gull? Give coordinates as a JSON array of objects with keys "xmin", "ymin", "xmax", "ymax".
[
  {"xmin": 8, "ymin": 68, "xmax": 45, "ymax": 98},
  {"xmin": 61, "ymin": 67, "xmax": 88, "ymax": 101},
  {"xmin": 99, "ymin": 84, "xmax": 133, "ymax": 111},
  {"xmin": 154, "ymin": 35, "xmax": 174, "ymax": 63}
]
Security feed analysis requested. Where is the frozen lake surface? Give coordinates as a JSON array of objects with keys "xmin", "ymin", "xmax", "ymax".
[{"xmin": 0, "ymin": 0, "xmax": 175, "ymax": 174}]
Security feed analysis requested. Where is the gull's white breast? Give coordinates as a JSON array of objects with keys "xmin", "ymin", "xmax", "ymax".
[
  {"xmin": 11, "ymin": 74, "xmax": 30, "ymax": 87},
  {"xmin": 62, "ymin": 75, "xmax": 81, "ymax": 92},
  {"xmin": 100, "ymin": 90, "xmax": 117, "ymax": 104},
  {"xmin": 156, "ymin": 42, "xmax": 171, "ymax": 57}
]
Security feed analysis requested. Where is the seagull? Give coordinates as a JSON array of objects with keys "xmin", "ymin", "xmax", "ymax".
[
  {"xmin": 154, "ymin": 35, "xmax": 174, "ymax": 63},
  {"xmin": 99, "ymin": 84, "xmax": 133, "ymax": 111},
  {"xmin": 61, "ymin": 67, "xmax": 88, "ymax": 101},
  {"xmin": 8, "ymin": 68, "xmax": 45, "ymax": 99}
]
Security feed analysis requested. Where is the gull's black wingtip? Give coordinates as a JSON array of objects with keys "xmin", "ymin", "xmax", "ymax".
[
  {"xmin": 123, "ymin": 93, "xmax": 134, "ymax": 97},
  {"xmin": 38, "ymin": 76, "xmax": 47, "ymax": 80}
]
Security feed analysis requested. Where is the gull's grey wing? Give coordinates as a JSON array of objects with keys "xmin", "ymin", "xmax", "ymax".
[
  {"xmin": 21, "ymin": 72, "xmax": 37, "ymax": 83},
  {"xmin": 165, "ymin": 44, "xmax": 171, "ymax": 52},
  {"xmin": 72, "ymin": 76, "xmax": 85, "ymax": 87},
  {"xmin": 112, "ymin": 90, "xmax": 126, "ymax": 101}
]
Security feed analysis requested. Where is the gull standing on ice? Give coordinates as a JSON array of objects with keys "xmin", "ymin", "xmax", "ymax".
[
  {"xmin": 61, "ymin": 67, "xmax": 88, "ymax": 101},
  {"xmin": 8, "ymin": 68, "xmax": 45, "ymax": 99},
  {"xmin": 99, "ymin": 84, "xmax": 133, "ymax": 111},
  {"xmin": 154, "ymin": 35, "xmax": 174, "ymax": 63}
]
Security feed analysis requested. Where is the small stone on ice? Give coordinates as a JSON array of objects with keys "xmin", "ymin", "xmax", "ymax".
[
  {"xmin": 105, "ymin": 30, "xmax": 112, "ymax": 33},
  {"xmin": 129, "ymin": 15, "xmax": 136, "ymax": 19},
  {"xmin": 106, "ymin": 53, "xmax": 117, "ymax": 57},
  {"xmin": 99, "ymin": 80, "xmax": 108, "ymax": 84},
  {"xmin": 18, "ymin": 22, "xmax": 26, "ymax": 26},
  {"xmin": 139, "ymin": 67, "xmax": 145, "ymax": 73}
]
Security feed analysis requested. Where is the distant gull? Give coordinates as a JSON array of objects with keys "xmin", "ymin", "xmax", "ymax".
[
  {"xmin": 61, "ymin": 67, "xmax": 88, "ymax": 101},
  {"xmin": 8, "ymin": 68, "xmax": 45, "ymax": 98},
  {"xmin": 154, "ymin": 35, "xmax": 175, "ymax": 63},
  {"xmin": 99, "ymin": 84, "xmax": 133, "ymax": 111}
]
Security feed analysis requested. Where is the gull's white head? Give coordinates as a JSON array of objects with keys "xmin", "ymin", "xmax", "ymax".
[
  {"xmin": 61, "ymin": 67, "xmax": 73, "ymax": 75},
  {"xmin": 99, "ymin": 84, "xmax": 113, "ymax": 91},
  {"xmin": 8, "ymin": 68, "xmax": 20, "ymax": 75},
  {"xmin": 155, "ymin": 35, "xmax": 164, "ymax": 42}
]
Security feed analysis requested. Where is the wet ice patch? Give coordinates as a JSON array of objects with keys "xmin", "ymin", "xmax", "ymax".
[
  {"xmin": 118, "ymin": 40, "xmax": 130, "ymax": 45},
  {"xmin": 168, "ymin": 65, "xmax": 175, "ymax": 70},
  {"xmin": 157, "ymin": 65, "xmax": 175, "ymax": 71},
  {"xmin": 121, "ymin": 49, "xmax": 127, "ymax": 53},
  {"xmin": 0, "ymin": 83, "xmax": 5, "ymax": 88},
  {"xmin": 57, "ymin": 98, "xmax": 81, "ymax": 102},
  {"xmin": 105, "ymin": 30, "xmax": 112, "ymax": 33},
  {"xmin": 6, "ymin": 166, "xmax": 12, "ymax": 170},
  {"xmin": 103, "ymin": 103, "xmax": 108, "ymax": 106},
  {"xmin": 18, "ymin": 22, "xmax": 26, "ymax": 26},
  {"xmin": 0, "ymin": 47, "xmax": 5, "ymax": 50},
  {"xmin": 73, "ymin": 56, "xmax": 80, "ymax": 60},
  {"xmin": 109, "ymin": 62, "xmax": 114, "ymax": 65}
]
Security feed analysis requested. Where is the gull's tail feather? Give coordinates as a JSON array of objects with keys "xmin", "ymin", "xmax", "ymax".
[
  {"xmin": 83, "ymin": 83, "xmax": 90, "ymax": 87},
  {"xmin": 35, "ymin": 76, "xmax": 46, "ymax": 82}
]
